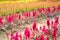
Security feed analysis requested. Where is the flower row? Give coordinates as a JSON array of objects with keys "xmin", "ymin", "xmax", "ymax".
[{"xmin": 6, "ymin": 16, "xmax": 59, "ymax": 40}]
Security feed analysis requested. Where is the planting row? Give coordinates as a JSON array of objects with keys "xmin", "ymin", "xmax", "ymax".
[
  {"xmin": 6, "ymin": 16, "xmax": 60, "ymax": 40},
  {"xmin": 0, "ymin": 6, "xmax": 60, "ymax": 31}
]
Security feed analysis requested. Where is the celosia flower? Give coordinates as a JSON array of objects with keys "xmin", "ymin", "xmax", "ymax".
[
  {"xmin": 57, "ymin": 6, "xmax": 60, "ymax": 11},
  {"xmin": 46, "ymin": 36, "xmax": 49, "ymax": 40},
  {"xmin": 35, "ymin": 36, "xmax": 38, "ymax": 40},
  {"xmin": 32, "ymin": 21, "xmax": 37, "ymax": 30},
  {"xmin": 15, "ymin": 32, "xmax": 19, "ymax": 40},
  {"xmin": 0, "ymin": 16, "xmax": 3, "ymax": 25},
  {"xmin": 44, "ymin": 29, "xmax": 50, "ymax": 35},
  {"xmin": 40, "ymin": 26, "xmax": 42, "ymax": 30},
  {"xmin": 51, "ymin": 21, "xmax": 54, "ymax": 27},
  {"xmin": 19, "ymin": 34, "xmax": 22, "ymax": 40},
  {"xmin": 36, "ymin": 28, "xmax": 39, "ymax": 32},
  {"xmin": 32, "ymin": 10, "xmax": 37, "ymax": 18},
  {"xmin": 10, "ymin": 32, "xmax": 14, "ymax": 40},
  {"xmin": 23, "ymin": 12, "xmax": 30, "ymax": 18},
  {"xmin": 12, "ymin": 14, "xmax": 18, "ymax": 19},
  {"xmin": 24, "ymin": 27, "xmax": 30, "ymax": 39},
  {"xmin": 42, "ymin": 25, "xmax": 46, "ymax": 32},
  {"xmin": 45, "ymin": 7, "xmax": 51, "ymax": 13},
  {"xmin": 46, "ymin": 19, "xmax": 50, "ymax": 27},
  {"xmin": 55, "ymin": 16, "xmax": 59, "ymax": 24},
  {"xmin": 40, "ymin": 34, "xmax": 44, "ymax": 40},
  {"xmin": 51, "ymin": 20, "xmax": 57, "ymax": 29},
  {"xmin": 38, "ymin": 8, "xmax": 44, "ymax": 13},
  {"xmin": 52, "ymin": 6, "xmax": 56, "ymax": 13},
  {"xmin": 52, "ymin": 28, "xmax": 57, "ymax": 40},
  {"xmin": 18, "ymin": 14, "xmax": 23, "ymax": 20},
  {"xmin": 6, "ymin": 15, "xmax": 14, "ymax": 23}
]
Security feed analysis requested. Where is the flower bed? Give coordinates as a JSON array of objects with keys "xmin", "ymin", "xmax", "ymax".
[{"xmin": 0, "ymin": 6, "xmax": 60, "ymax": 40}]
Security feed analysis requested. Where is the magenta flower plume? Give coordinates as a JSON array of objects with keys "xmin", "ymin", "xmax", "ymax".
[
  {"xmin": 32, "ymin": 10, "xmax": 37, "ymax": 18},
  {"xmin": 51, "ymin": 21, "xmax": 54, "ymax": 27},
  {"xmin": 45, "ymin": 7, "xmax": 50, "ymax": 13},
  {"xmin": 38, "ymin": 8, "xmax": 43, "ymax": 13},
  {"xmin": 38, "ymin": 8, "xmax": 44, "ymax": 13},
  {"xmin": 42, "ymin": 25, "xmax": 46, "ymax": 32},
  {"xmin": 52, "ymin": 6, "xmax": 56, "ymax": 13},
  {"xmin": 0, "ymin": 16, "xmax": 3, "ymax": 25},
  {"xmin": 26, "ymin": 12, "xmax": 30, "ymax": 18},
  {"xmin": 6, "ymin": 15, "xmax": 14, "ymax": 23},
  {"xmin": 44, "ymin": 29, "xmax": 50, "ymax": 35},
  {"xmin": 32, "ymin": 21, "xmax": 37, "ymax": 30},
  {"xmin": 15, "ymin": 32, "xmax": 19, "ymax": 40},
  {"xmin": 35, "ymin": 36, "xmax": 38, "ymax": 40},
  {"xmin": 18, "ymin": 14, "xmax": 22, "ymax": 20},
  {"xmin": 46, "ymin": 36, "xmax": 49, "ymax": 40},
  {"xmin": 40, "ymin": 26, "xmax": 42, "ymax": 30},
  {"xmin": 12, "ymin": 14, "xmax": 18, "ymax": 19},
  {"xmin": 40, "ymin": 34, "xmax": 44, "ymax": 40},
  {"xmin": 52, "ymin": 28, "xmax": 57, "ymax": 40},
  {"xmin": 57, "ymin": 6, "xmax": 60, "ymax": 11},
  {"xmin": 31, "ymin": 32, "xmax": 34, "ymax": 37},
  {"xmin": 46, "ymin": 19, "xmax": 50, "ymax": 27},
  {"xmin": 42, "ymin": 25, "xmax": 50, "ymax": 35},
  {"xmin": 40, "ymin": 26, "xmax": 43, "ymax": 31},
  {"xmin": 18, "ymin": 14, "xmax": 21, "ymax": 19},
  {"xmin": 23, "ymin": 12, "xmax": 30, "ymax": 18},
  {"xmin": 19, "ymin": 34, "xmax": 22, "ymax": 40},
  {"xmin": 55, "ymin": 16, "xmax": 59, "ymax": 24},
  {"xmin": 10, "ymin": 32, "xmax": 14, "ymax": 40},
  {"xmin": 24, "ymin": 27, "xmax": 30, "ymax": 39}
]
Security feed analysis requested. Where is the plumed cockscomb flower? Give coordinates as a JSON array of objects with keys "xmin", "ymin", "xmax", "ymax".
[
  {"xmin": 32, "ymin": 10, "xmax": 37, "ymax": 18},
  {"xmin": 24, "ymin": 27, "xmax": 30, "ymax": 39},
  {"xmin": 52, "ymin": 28, "xmax": 57, "ymax": 40},
  {"xmin": 12, "ymin": 14, "xmax": 18, "ymax": 19},
  {"xmin": 18, "ymin": 14, "xmax": 22, "ymax": 19},
  {"xmin": 45, "ymin": 7, "xmax": 51, "ymax": 13},
  {"xmin": 46, "ymin": 19, "xmax": 50, "ymax": 27},
  {"xmin": 55, "ymin": 16, "xmax": 59, "ymax": 24},
  {"xmin": 24, "ymin": 12, "xmax": 30, "ymax": 18},
  {"xmin": 14, "ymin": 32, "xmax": 19, "ymax": 40},
  {"xmin": 46, "ymin": 36, "xmax": 49, "ymax": 40},
  {"xmin": 57, "ymin": 6, "xmax": 60, "ymax": 11},
  {"xmin": 40, "ymin": 34, "xmax": 44, "ymax": 40},
  {"xmin": 52, "ymin": 6, "xmax": 56, "ymax": 13},
  {"xmin": 0, "ymin": 16, "xmax": 3, "ymax": 25},
  {"xmin": 42, "ymin": 25, "xmax": 50, "ymax": 35},
  {"xmin": 19, "ymin": 33, "xmax": 22, "ymax": 40},
  {"xmin": 32, "ymin": 21, "xmax": 37, "ymax": 30},
  {"xmin": 35, "ymin": 36, "xmax": 38, "ymax": 40},
  {"xmin": 10, "ymin": 32, "xmax": 14, "ymax": 40},
  {"xmin": 6, "ymin": 15, "xmax": 14, "ymax": 23},
  {"xmin": 38, "ymin": 8, "xmax": 44, "ymax": 13}
]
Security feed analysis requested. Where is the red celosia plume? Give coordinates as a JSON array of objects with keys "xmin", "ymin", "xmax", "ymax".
[
  {"xmin": 24, "ymin": 27, "xmax": 30, "ymax": 39},
  {"xmin": 46, "ymin": 19, "xmax": 50, "ymax": 27},
  {"xmin": 35, "ymin": 36, "xmax": 38, "ymax": 40},
  {"xmin": 0, "ymin": 16, "xmax": 3, "ymax": 25},
  {"xmin": 40, "ymin": 34, "xmax": 44, "ymax": 40},
  {"xmin": 32, "ymin": 21, "xmax": 37, "ymax": 30},
  {"xmin": 14, "ymin": 32, "xmax": 19, "ymax": 40}
]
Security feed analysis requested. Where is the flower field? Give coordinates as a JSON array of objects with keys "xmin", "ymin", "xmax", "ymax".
[
  {"xmin": 0, "ymin": 0, "xmax": 60, "ymax": 40},
  {"xmin": 0, "ymin": 5, "xmax": 60, "ymax": 40}
]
